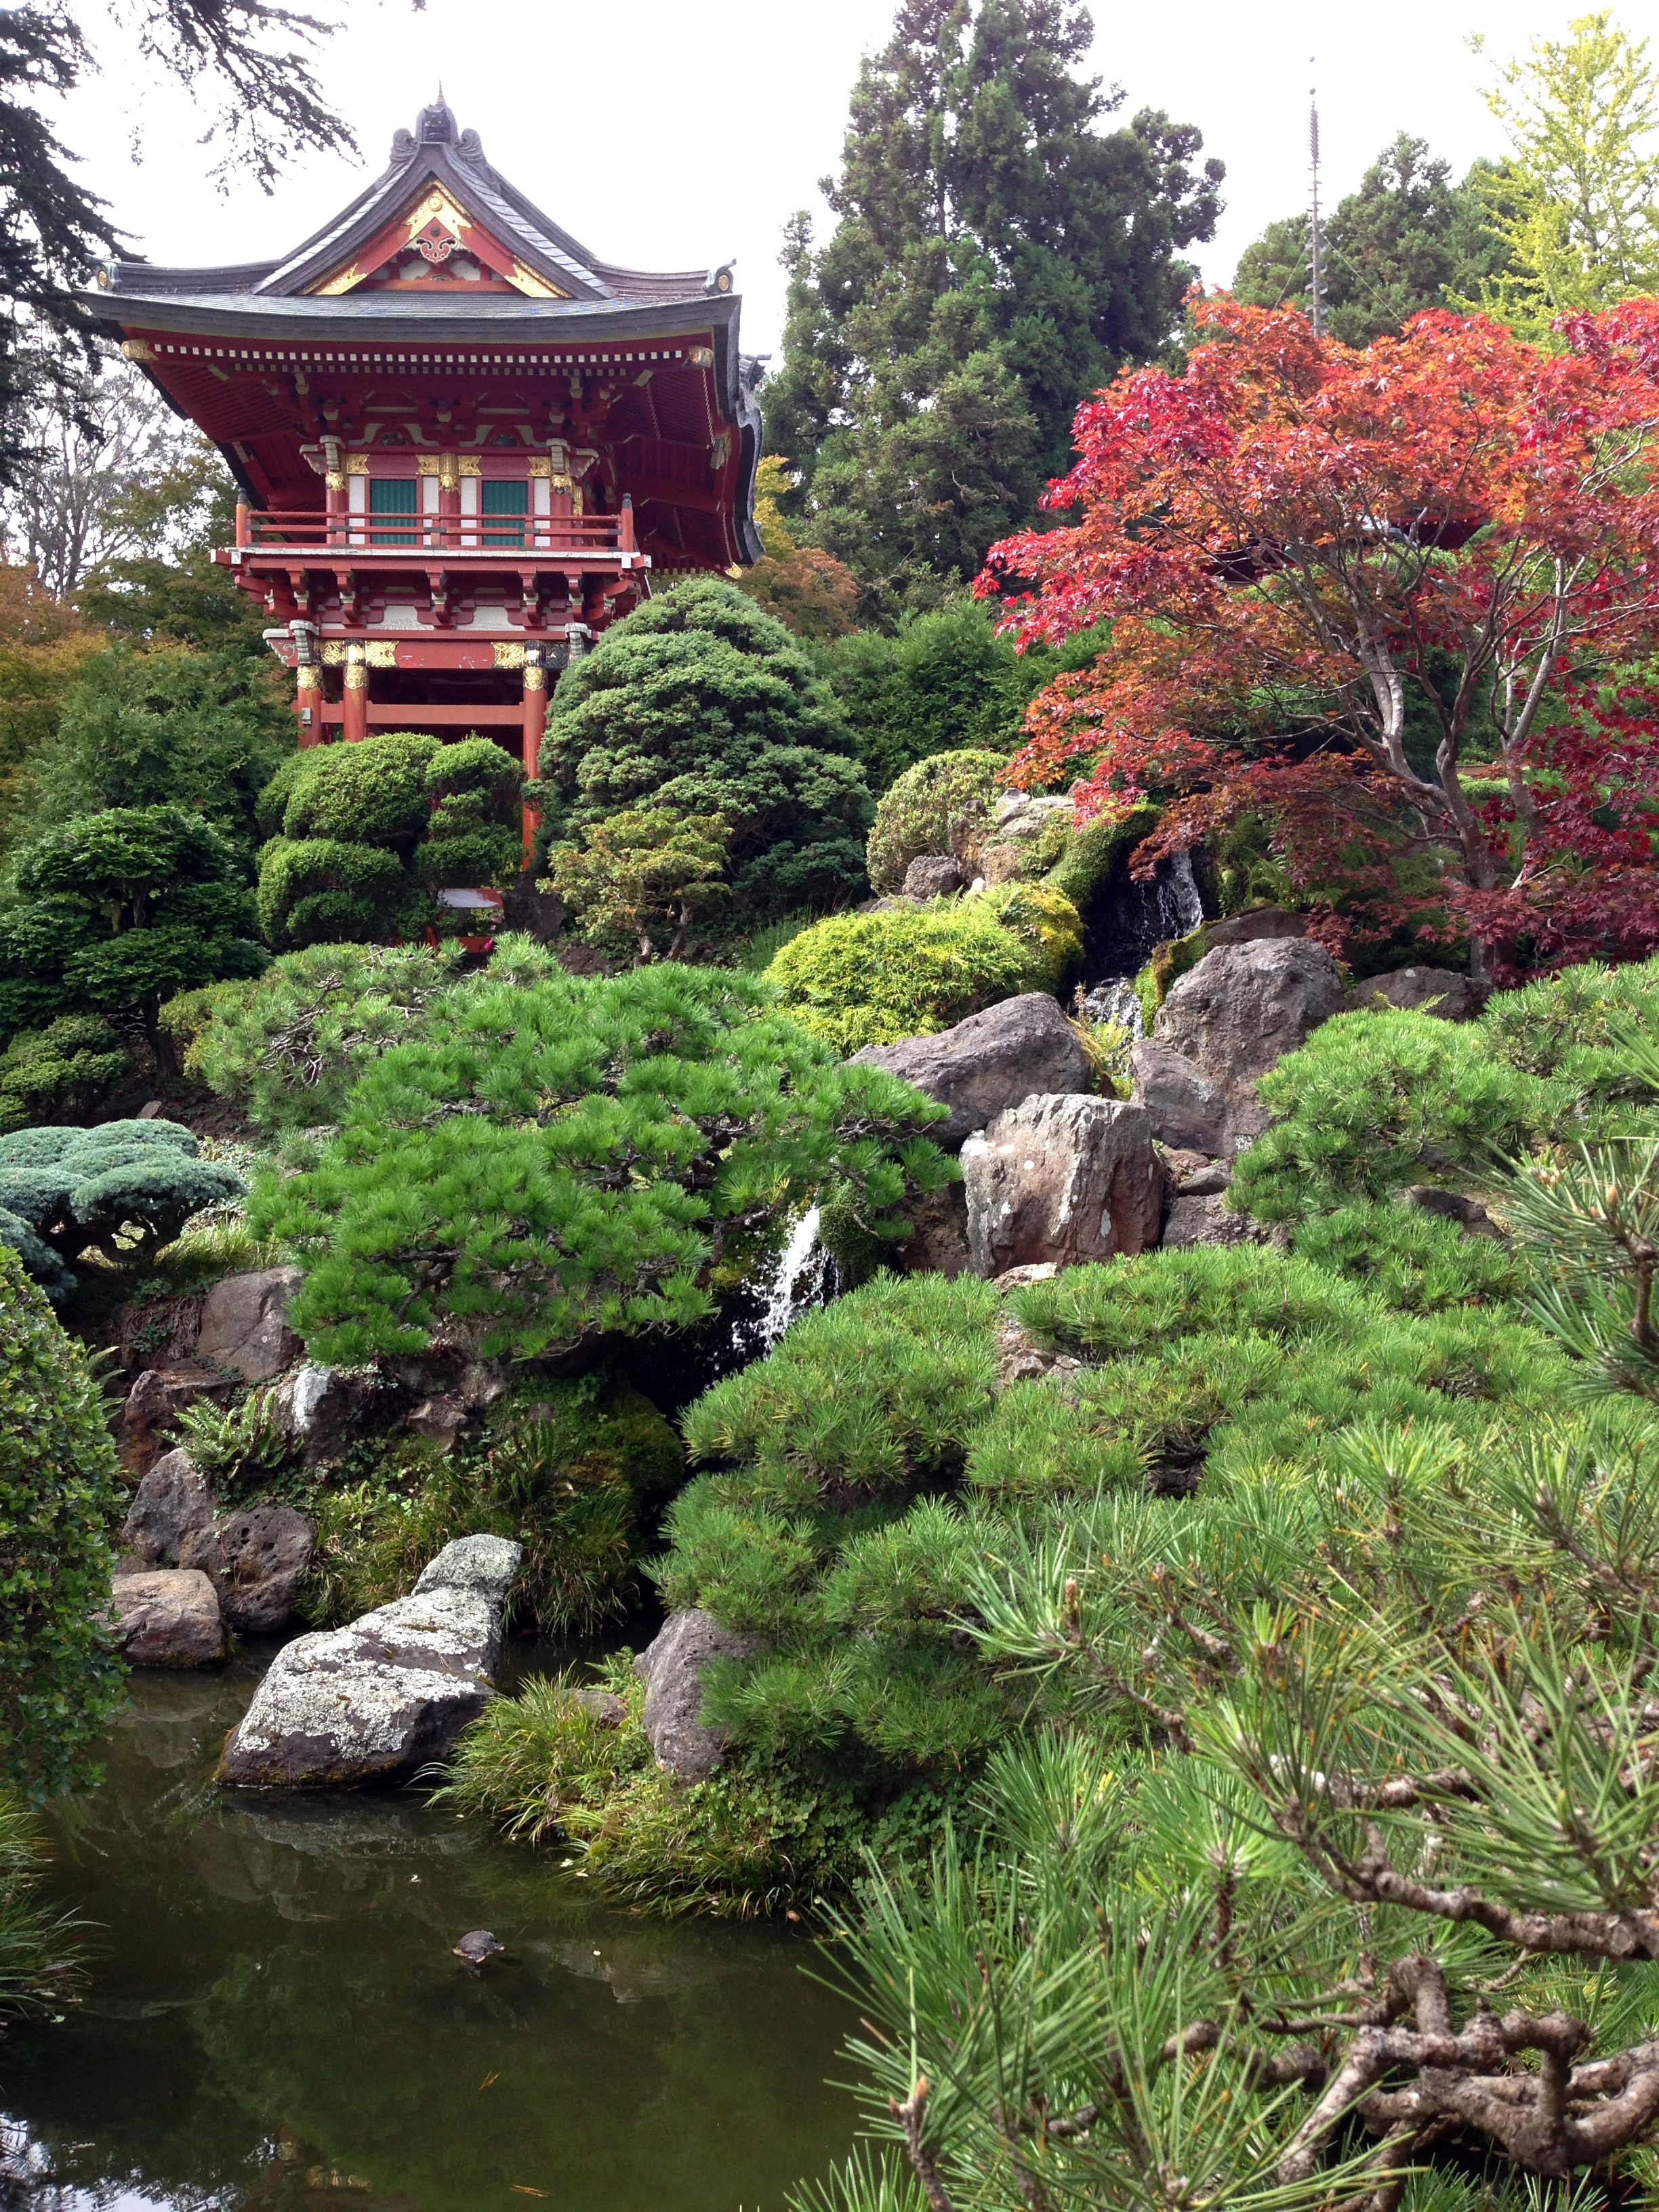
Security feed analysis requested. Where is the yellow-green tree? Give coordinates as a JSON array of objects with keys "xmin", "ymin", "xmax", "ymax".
[{"xmin": 1470, "ymin": 12, "xmax": 1659, "ymax": 342}]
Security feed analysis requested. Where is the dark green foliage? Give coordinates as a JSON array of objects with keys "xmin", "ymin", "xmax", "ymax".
[
  {"xmin": 247, "ymin": 964, "xmax": 951, "ymax": 1366},
  {"xmin": 0, "ymin": 1243, "xmax": 125, "ymax": 1795},
  {"xmin": 0, "ymin": 1013, "xmax": 126, "ymax": 1134},
  {"xmin": 822, "ymin": 602, "xmax": 1027, "ymax": 794},
  {"xmin": 1478, "ymin": 951, "xmax": 1659, "ymax": 1077},
  {"xmin": 1289, "ymin": 1200, "xmax": 1536, "ymax": 1314},
  {"xmin": 764, "ymin": 903, "xmax": 1050, "ymax": 1053},
  {"xmin": 17, "ymin": 642, "xmax": 292, "ymax": 852},
  {"xmin": 255, "ymin": 732, "xmax": 525, "ymax": 949},
  {"xmin": 766, "ymin": 1, "xmax": 1223, "ymax": 595},
  {"xmin": 0, "ymin": 1117, "xmax": 241, "ymax": 1294},
  {"xmin": 866, "ymin": 748, "xmax": 1007, "ymax": 894},
  {"xmin": 0, "ymin": 1790, "xmax": 79, "ymax": 2022},
  {"xmin": 306, "ymin": 1377, "xmax": 685, "ymax": 1635},
  {"xmin": 1229, "ymin": 1010, "xmax": 1570, "ymax": 1220},
  {"xmin": 1509, "ymin": 1136, "xmax": 1659, "ymax": 1401},
  {"xmin": 0, "ymin": 803, "xmax": 264, "ymax": 1047},
  {"xmin": 536, "ymin": 579, "xmax": 873, "ymax": 919},
  {"xmin": 1231, "ymin": 132, "xmax": 1509, "ymax": 343}
]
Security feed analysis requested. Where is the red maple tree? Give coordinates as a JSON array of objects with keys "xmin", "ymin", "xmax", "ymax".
[{"xmin": 980, "ymin": 295, "xmax": 1659, "ymax": 975}]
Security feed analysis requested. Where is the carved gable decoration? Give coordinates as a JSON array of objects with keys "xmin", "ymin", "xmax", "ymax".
[{"xmin": 308, "ymin": 184, "xmax": 568, "ymax": 299}]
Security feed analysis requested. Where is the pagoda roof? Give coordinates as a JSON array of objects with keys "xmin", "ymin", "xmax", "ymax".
[{"xmin": 89, "ymin": 95, "xmax": 726, "ymax": 313}]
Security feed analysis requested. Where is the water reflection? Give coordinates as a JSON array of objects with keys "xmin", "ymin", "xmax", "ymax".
[{"xmin": 1, "ymin": 1655, "xmax": 856, "ymax": 2212}]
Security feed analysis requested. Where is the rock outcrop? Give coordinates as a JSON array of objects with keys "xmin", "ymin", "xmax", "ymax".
[
  {"xmin": 902, "ymin": 854, "xmax": 963, "ymax": 900},
  {"xmin": 1151, "ymin": 939, "xmax": 1345, "ymax": 1155},
  {"xmin": 1349, "ymin": 966, "xmax": 1486, "ymax": 1021},
  {"xmin": 196, "ymin": 1267, "xmax": 304, "ymax": 1385},
  {"xmin": 632, "ymin": 1609, "xmax": 764, "ymax": 1783},
  {"xmin": 1130, "ymin": 1042, "xmax": 1228, "ymax": 1157},
  {"xmin": 962, "ymin": 1094, "xmax": 1163, "ymax": 1277},
  {"xmin": 122, "ymin": 1447, "xmax": 217, "ymax": 1564},
  {"xmin": 109, "ymin": 1567, "xmax": 228, "ymax": 1666},
  {"xmin": 852, "ymin": 993, "xmax": 1091, "ymax": 1148},
  {"xmin": 121, "ymin": 1448, "xmax": 315, "ymax": 1635},
  {"xmin": 218, "ymin": 1534, "xmax": 521, "ymax": 1788},
  {"xmin": 1162, "ymin": 1193, "xmax": 1273, "ymax": 1250}
]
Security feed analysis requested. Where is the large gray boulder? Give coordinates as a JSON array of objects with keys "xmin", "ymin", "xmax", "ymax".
[
  {"xmin": 209, "ymin": 1507, "xmax": 316, "ymax": 1635},
  {"xmin": 632, "ymin": 1609, "xmax": 765, "ymax": 1783},
  {"xmin": 1154, "ymin": 939, "xmax": 1345, "ymax": 1093},
  {"xmin": 196, "ymin": 1267, "xmax": 304, "ymax": 1385},
  {"xmin": 962, "ymin": 1094, "xmax": 1163, "ymax": 1278},
  {"xmin": 121, "ymin": 1447, "xmax": 216, "ymax": 1565},
  {"xmin": 852, "ymin": 993, "xmax": 1090, "ymax": 1148},
  {"xmin": 1129, "ymin": 1041, "xmax": 1227, "ymax": 1157},
  {"xmin": 218, "ymin": 1534, "xmax": 521, "ymax": 1788},
  {"xmin": 109, "ymin": 1567, "xmax": 228, "ymax": 1666}
]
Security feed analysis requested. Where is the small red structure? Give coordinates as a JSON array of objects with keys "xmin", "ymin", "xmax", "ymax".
[{"xmin": 84, "ymin": 96, "xmax": 761, "ymax": 851}]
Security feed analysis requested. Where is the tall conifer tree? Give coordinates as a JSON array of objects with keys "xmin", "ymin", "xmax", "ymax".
[{"xmin": 764, "ymin": 0, "xmax": 1223, "ymax": 606}]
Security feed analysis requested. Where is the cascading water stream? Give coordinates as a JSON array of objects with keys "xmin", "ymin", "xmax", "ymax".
[{"xmin": 725, "ymin": 1206, "xmax": 833, "ymax": 1366}]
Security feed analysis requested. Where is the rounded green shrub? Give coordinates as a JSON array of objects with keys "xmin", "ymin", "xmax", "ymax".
[
  {"xmin": 537, "ymin": 577, "xmax": 872, "ymax": 918},
  {"xmin": 0, "ymin": 1016, "xmax": 127, "ymax": 1136},
  {"xmin": 764, "ymin": 903, "xmax": 1050, "ymax": 1053},
  {"xmin": 255, "ymin": 731, "xmax": 526, "ymax": 949},
  {"xmin": 0, "ymin": 1243, "xmax": 125, "ymax": 1794},
  {"xmin": 976, "ymin": 881, "xmax": 1084, "ymax": 989},
  {"xmin": 865, "ymin": 750, "xmax": 1006, "ymax": 895}
]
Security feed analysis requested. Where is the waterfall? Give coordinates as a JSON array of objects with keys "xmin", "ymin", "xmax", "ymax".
[
  {"xmin": 1080, "ymin": 977, "xmax": 1144, "ymax": 1038},
  {"xmin": 728, "ymin": 1206, "xmax": 831, "ymax": 1363},
  {"xmin": 1159, "ymin": 849, "xmax": 1204, "ymax": 939}
]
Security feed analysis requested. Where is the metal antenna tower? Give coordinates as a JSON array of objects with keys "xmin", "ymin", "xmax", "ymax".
[{"xmin": 1308, "ymin": 70, "xmax": 1324, "ymax": 339}]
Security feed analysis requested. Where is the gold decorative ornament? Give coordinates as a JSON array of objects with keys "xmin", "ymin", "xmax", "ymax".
[
  {"xmin": 321, "ymin": 641, "xmax": 346, "ymax": 665},
  {"xmin": 549, "ymin": 474, "xmax": 573, "ymax": 494},
  {"xmin": 523, "ymin": 663, "xmax": 546, "ymax": 692},
  {"xmin": 687, "ymin": 346, "xmax": 715, "ymax": 368},
  {"xmin": 325, "ymin": 471, "xmax": 346, "ymax": 492},
  {"xmin": 313, "ymin": 262, "xmax": 363, "ymax": 298},
  {"xmin": 346, "ymin": 455, "xmax": 371, "ymax": 475},
  {"xmin": 366, "ymin": 640, "xmax": 398, "ymax": 667},
  {"xmin": 438, "ymin": 457, "xmax": 459, "ymax": 491},
  {"xmin": 457, "ymin": 457, "xmax": 480, "ymax": 478},
  {"xmin": 295, "ymin": 664, "xmax": 321, "ymax": 691},
  {"xmin": 121, "ymin": 338, "xmax": 153, "ymax": 362},
  {"xmin": 527, "ymin": 457, "xmax": 552, "ymax": 479},
  {"xmin": 417, "ymin": 456, "xmax": 442, "ymax": 477},
  {"xmin": 508, "ymin": 260, "xmax": 565, "ymax": 300},
  {"xmin": 344, "ymin": 651, "xmax": 368, "ymax": 692},
  {"xmin": 493, "ymin": 642, "xmax": 525, "ymax": 670}
]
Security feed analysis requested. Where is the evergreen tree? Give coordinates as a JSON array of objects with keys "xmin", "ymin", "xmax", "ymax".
[
  {"xmin": 764, "ymin": 0, "xmax": 1223, "ymax": 603},
  {"xmin": 1231, "ymin": 134, "xmax": 1507, "ymax": 344}
]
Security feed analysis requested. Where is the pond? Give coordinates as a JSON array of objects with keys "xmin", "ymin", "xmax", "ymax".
[{"xmin": 0, "ymin": 1652, "xmax": 860, "ymax": 2212}]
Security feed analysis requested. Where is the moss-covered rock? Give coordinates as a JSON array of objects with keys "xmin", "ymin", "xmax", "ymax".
[
  {"xmin": 764, "ymin": 903, "xmax": 1051, "ymax": 1054},
  {"xmin": 976, "ymin": 881, "xmax": 1085, "ymax": 990},
  {"xmin": 1042, "ymin": 799, "xmax": 1160, "ymax": 913}
]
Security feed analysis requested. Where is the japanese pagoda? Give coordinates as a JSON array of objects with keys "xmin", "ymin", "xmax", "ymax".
[{"xmin": 83, "ymin": 94, "xmax": 762, "ymax": 849}]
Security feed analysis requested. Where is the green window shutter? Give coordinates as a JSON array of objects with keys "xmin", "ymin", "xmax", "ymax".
[
  {"xmin": 481, "ymin": 478, "xmax": 528, "ymax": 546},
  {"xmin": 369, "ymin": 476, "xmax": 418, "ymax": 544}
]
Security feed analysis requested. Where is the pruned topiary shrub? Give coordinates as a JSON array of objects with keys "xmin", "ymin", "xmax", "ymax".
[
  {"xmin": 865, "ymin": 750, "xmax": 1007, "ymax": 895},
  {"xmin": 536, "ymin": 577, "xmax": 873, "ymax": 918},
  {"xmin": 0, "ymin": 1244, "xmax": 125, "ymax": 1794},
  {"xmin": 0, "ymin": 1119, "xmax": 243, "ymax": 1296},
  {"xmin": 248, "ymin": 964, "xmax": 951, "ymax": 1367},
  {"xmin": 0, "ymin": 1017, "xmax": 128, "ymax": 1135},
  {"xmin": 255, "ymin": 731, "xmax": 525, "ymax": 949},
  {"xmin": 764, "ymin": 903, "xmax": 1050, "ymax": 1053}
]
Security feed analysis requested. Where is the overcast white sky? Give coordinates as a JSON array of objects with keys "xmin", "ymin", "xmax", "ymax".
[{"xmin": 55, "ymin": 0, "xmax": 1659, "ymax": 367}]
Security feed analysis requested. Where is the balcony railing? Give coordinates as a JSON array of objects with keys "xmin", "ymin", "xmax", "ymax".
[{"xmin": 234, "ymin": 508, "xmax": 632, "ymax": 556}]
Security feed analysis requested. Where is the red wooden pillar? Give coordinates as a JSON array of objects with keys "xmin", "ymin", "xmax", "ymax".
[
  {"xmin": 342, "ymin": 644, "xmax": 368, "ymax": 743},
  {"xmin": 520, "ymin": 650, "xmax": 547, "ymax": 854},
  {"xmin": 325, "ymin": 440, "xmax": 347, "ymax": 549},
  {"xmin": 295, "ymin": 663, "xmax": 323, "ymax": 747}
]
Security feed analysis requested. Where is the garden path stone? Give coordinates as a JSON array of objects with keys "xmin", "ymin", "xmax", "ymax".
[
  {"xmin": 852, "ymin": 991, "xmax": 1090, "ymax": 1147},
  {"xmin": 962, "ymin": 1093, "xmax": 1164, "ymax": 1277},
  {"xmin": 217, "ymin": 1534, "xmax": 521, "ymax": 1788}
]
